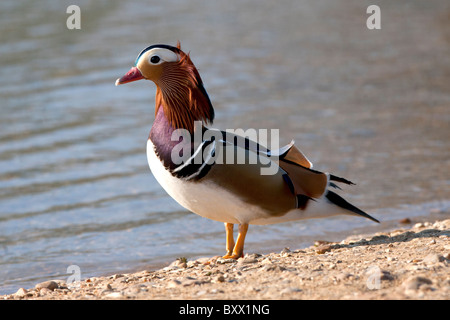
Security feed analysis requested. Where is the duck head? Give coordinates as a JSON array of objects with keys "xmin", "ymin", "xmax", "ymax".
[{"xmin": 115, "ymin": 42, "xmax": 214, "ymax": 132}]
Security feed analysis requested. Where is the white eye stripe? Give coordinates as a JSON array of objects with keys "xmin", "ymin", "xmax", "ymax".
[{"xmin": 144, "ymin": 48, "xmax": 179, "ymax": 64}]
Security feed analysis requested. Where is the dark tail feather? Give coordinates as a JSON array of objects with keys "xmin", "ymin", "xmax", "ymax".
[
  {"xmin": 330, "ymin": 174, "xmax": 355, "ymax": 185},
  {"xmin": 326, "ymin": 190, "xmax": 379, "ymax": 223},
  {"xmin": 329, "ymin": 182, "xmax": 342, "ymax": 190}
]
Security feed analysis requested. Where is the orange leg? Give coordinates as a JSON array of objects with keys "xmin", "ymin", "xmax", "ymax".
[
  {"xmin": 223, "ymin": 223, "xmax": 235, "ymax": 257},
  {"xmin": 222, "ymin": 223, "xmax": 248, "ymax": 259}
]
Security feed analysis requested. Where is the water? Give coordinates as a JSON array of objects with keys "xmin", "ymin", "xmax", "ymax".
[{"xmin": 1, "ymin": 0, "xmax": 449, "ymax": 294}]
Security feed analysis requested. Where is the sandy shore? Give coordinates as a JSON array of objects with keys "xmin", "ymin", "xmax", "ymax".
[{"xmin": 3, "ymin": 219, "xmax": 449, "ymax": 300}]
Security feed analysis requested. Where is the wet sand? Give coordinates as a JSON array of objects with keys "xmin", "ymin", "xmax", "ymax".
[{"xmin": 3, "ymin": 218, "xmax": 449, "ymax": 300}]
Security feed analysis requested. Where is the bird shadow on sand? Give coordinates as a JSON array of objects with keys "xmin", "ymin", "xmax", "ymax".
[{"xmin": 329, "ymin": 228, "xmax": 450, "ymax": 251}]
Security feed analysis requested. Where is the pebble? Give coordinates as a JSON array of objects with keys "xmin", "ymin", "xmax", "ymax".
[
  {"xmin": 380, "ymin": 271, "xmax": 395, "ymax": 281},
  {"xmin": 210, "ymin": 288, "xmax": 224, "ymax": 294},
  {"xmin": 104, "ymin": 292, "xmax": 123, "ymax": 299},
  {"xmin": 403, "ymin": 276, "xmax": 433, "ymax": 291},
  {"xmin": 371, "ymin": 235, "xmax": 389, "ymax": 242},
  {"xmin": 414, "ymin": 222, "xmax": 433, "ymax": 228},
  {"xmin": 125, "ymin": 284, "xmax": 143, "ymax": 294},
  {"xmin": 14, "ymin": 288, "xmax": 28, "ymax": 298},
  {"xmin": 423, "ymin": 253, "xmax": 442, "ymax": 264},
  {"xmin": 39, "ymin": 288, "xmax": 53, "ymax": 295},
  {"xmin": 170, "ymin": 259, "xmax": 187, "ymax": 269},
  {"xmin": 216, "ymin": 258, "xmax": 236, "ymax": 264},
  {"xmin": 280, "ymin": 287, "xmax": 302, "ymax": 295},
  {"xmin": 336, "ymin": 273, "xmax": 354, "ymax": 281},
  {"xmin": 237, "ymin": 257, "xmax": 258, "ymax": 265},
  {"xmin": 35, "ymin": 280, "xmax": 59, "ymax": 291},
  {"xmin": 316, "ymin": 244, "xmax": 332, "ymax": 254},
  {"xmin": 195, "ymin": 257, "xmax": 211, "ymax": 265},
  {"xmin": 166, "ymin": 279, "xmax": 182, "ymax": 288},
  {"xmin": 399, "ymin": 218, "xmax": 412, "ymax": 224},
  {"xmin": 181, "ymin": 278, "xmax": 203, "ymax": 287},
  {"xmin": 214, "ymin": 275, "xmax": 226, "ymax": 283},
  {"xmin": 186, "ymin": 261, "xmax": 198, "ymax": 268},
  {"xmin": 196, "ymin": 290, "xmax": 207, "ymax": 296}
]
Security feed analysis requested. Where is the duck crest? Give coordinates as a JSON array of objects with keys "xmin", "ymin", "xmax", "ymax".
[{"xmin": 154, "ymin": 45, "xmax": 214, "ymax": 133}]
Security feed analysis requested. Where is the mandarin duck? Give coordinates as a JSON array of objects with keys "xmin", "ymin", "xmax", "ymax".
[{"xmin": 115, "ymin": 43, "xmax": 379, "ymax": 259}]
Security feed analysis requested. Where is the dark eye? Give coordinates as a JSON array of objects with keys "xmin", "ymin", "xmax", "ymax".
[{"xmin": 150, "ymin": 56, "xmax": 160, "ymax": 64}]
